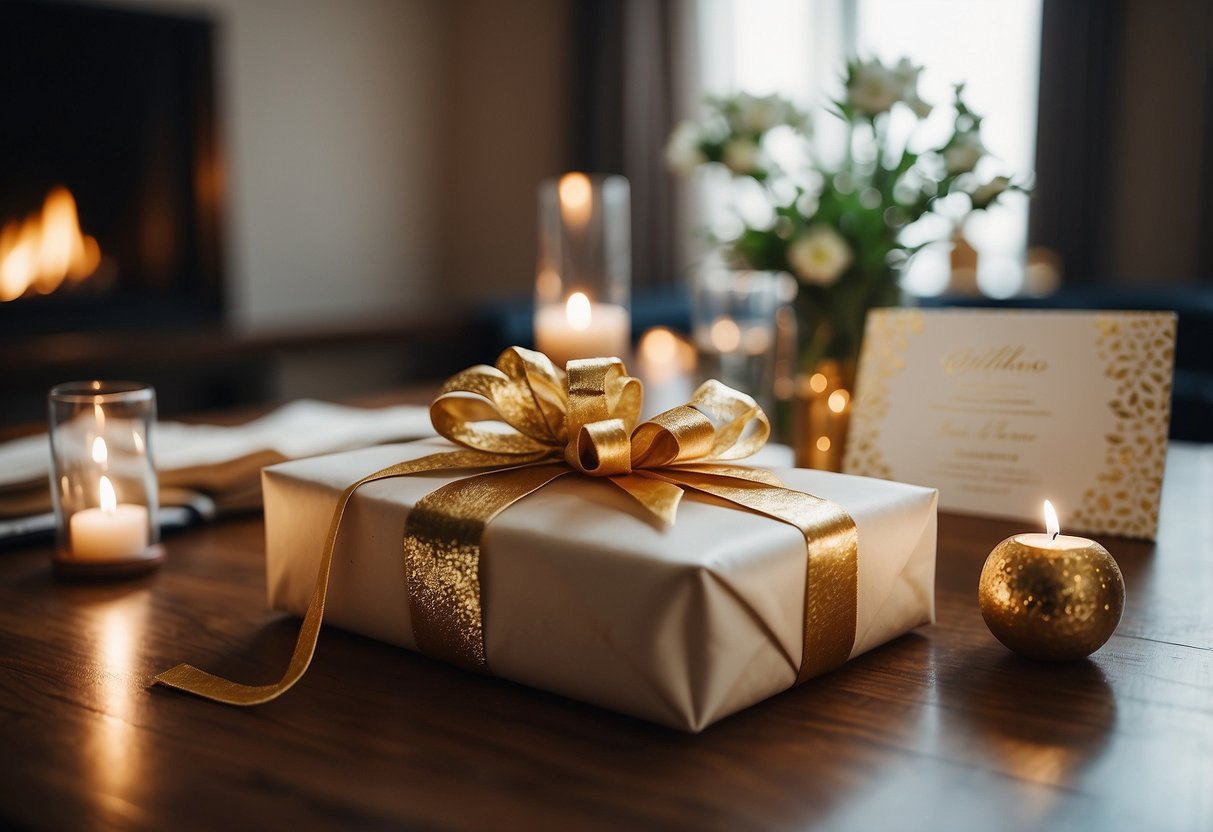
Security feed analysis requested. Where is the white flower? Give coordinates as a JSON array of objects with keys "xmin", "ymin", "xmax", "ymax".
[
  {"xmin": 788, "ymin": 226, "xmax": 853, "ymax": 287},
  {"xmin": 722, "ymin": 137, "xmax": 762, "ymax": 175},
  {"xmin": 892, "ymin": 59, "xmax": 919, "ymax": 99},
  {"xmin": 971, "ymin": 176, "xmax": 1011, "ymax": 209},
  {"xmin": 907, "ymin": 96, "xmax": 932, "ymax": 119},
  {"xmin": 665, "ymin": 120, "xmax": 707, "ymax": 175},
  {"xmin": 847, "ymin": 60, "xmax": 901, "ymax": 117},
  {"xmin": 889, "ymin": 58, "xmax": 932, "ymax": 117},
  {"xmin": 737, "ymin": 93, "xmax": 786, "ymax": 132},
  {"xmin": 944, "ymin": 132, "xmax": 985, "ymax": 174}
]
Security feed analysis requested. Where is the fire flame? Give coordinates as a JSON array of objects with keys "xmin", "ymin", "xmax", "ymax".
[{"xmin": 0, "ymin": 187, "xmax": 101, "ymax": 302}]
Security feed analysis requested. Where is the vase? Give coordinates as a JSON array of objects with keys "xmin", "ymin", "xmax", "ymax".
[
  {"xmin": 791, "ymin": 265, "xmax": 901, "ymax": 471},
  {"xmin": 690, "ymin": 262, "xmax": 787, "ymax": 418}
]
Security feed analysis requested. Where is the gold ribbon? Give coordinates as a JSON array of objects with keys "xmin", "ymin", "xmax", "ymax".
[{"xmin": 153, "ymin": 347, "xmax": 858, "ymax": 704}]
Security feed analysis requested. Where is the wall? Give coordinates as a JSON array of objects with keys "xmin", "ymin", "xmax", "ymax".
[
  {"xmin": 221, "ymin": 0, "xmax": 446, "ymax": 329},
  {"xmin": 93, "ymin": 0, "xmax": 573, "ymax": 327},
  {"xmin": 92, "ymin": 0, "xmax": 447, "ymax": 330}
]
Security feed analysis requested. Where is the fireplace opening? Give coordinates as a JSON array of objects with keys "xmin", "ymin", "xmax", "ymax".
[{"xmin": 0, "ymin": 0, "xmax": 223, "ymax": 339}]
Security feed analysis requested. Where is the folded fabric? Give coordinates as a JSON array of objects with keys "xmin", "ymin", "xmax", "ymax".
[{"xmin": 0, "ymin": 399, "xmax": 435, "ymax": 522}]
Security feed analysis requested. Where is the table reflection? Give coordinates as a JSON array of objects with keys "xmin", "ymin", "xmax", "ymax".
[{"xmin": 84, "ymin": 590, "xmax": 151, "ymax": 806}]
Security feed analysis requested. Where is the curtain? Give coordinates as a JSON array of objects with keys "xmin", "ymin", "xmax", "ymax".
[
  {"xmin": 1028, "ymin": 0, "xmax": 1125, "ymax": 285},
  {"xmin": 569, "ymin": 0, "xmax": 682, "ymax": 288}
]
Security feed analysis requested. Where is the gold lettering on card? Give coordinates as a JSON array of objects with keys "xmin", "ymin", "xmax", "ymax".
[
  {"xmin": 942, "ymin": 345, "xmax": 1048, "ymax": 376},
  {"xmin": 976, "ymin": 420, "xmax": 1037, "ymax": 443}
]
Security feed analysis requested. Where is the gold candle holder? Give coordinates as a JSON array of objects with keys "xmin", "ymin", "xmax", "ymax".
[{"xmin": 979, "ymin": 501, "xmax": 1125, "ymax": 661}]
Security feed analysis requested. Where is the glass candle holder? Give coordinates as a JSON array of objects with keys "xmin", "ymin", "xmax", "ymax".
[
  {"xmin": 533, "ymin": 172, "xmax": 631, "ymax": 368},
  {"xmin": 48, "ymin": 381, "xmax": 163, "ymax": 579},
  {"xmin": 691, "ymin": 264, "xmax": 783, "ymax": 416}
]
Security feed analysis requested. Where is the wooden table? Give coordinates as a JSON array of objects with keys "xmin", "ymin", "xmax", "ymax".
[{"xmin": 1, "ymin": 434, "xmax": 1210, "ymax": 830}]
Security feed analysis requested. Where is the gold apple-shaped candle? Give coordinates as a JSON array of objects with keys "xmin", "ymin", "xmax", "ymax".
[{"xmin": 979, "ymin": 500, "xmax": 1125, "ymax": 661}]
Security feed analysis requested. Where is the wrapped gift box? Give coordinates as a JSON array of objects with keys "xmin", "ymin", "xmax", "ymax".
[{"xmin": 264, "ymin": 438, "xmax": 937, "ymax": 732}]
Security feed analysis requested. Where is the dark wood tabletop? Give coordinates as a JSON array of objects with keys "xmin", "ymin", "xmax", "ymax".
[{"xmin": 1, "ymin": 417, "xmax": 1210, "ymax": 830}]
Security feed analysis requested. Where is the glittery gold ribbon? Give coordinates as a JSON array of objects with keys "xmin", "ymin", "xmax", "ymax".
[{"xmin": 153, "ymin": 347, "xmax": 858, "ymax": 703}]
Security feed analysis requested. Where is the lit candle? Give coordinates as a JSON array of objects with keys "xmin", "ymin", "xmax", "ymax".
[
  {"xmin": 1009, "ymin": 499, "xmax": 1106, "ymax": 550},
  {"xmin": 978, "ymin": 500, "xmax": 1125, "ymax": 660},
  {"xmin": 69, "ymin": 475, "xmax": 150, "ymax": 560},
  {"xmin": 534, "ymin": 291, "xmax": 630, "ymax": 369},
  {"xmin": 635, "ymin": 327, "xmax": 696, "ymax": 417},
  {"xmin": 635, "ymin": 327, "xmax": 695, "ymax": 385}
]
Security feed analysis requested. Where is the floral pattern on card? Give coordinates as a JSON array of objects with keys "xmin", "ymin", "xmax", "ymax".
[
  {"xmin": 1070, "ymin": 314, "xmax": 1176, "ymax": 538},
  {"xmin": 844, "ymin": 309, "xmax": 924, "ymax": 479},
  {"xmin": 843, "ymin": 308, "xmax": 1176, "ymax": 540}
]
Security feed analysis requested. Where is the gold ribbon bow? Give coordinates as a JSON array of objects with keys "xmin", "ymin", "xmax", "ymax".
[{"xmin": 154, "ymin": 347, "xmax": 858, "ymax": 705}]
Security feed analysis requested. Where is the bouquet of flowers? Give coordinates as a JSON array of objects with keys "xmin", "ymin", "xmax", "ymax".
[{"xmin": 666, "ymin": 57, "xmax": 1025, "ymax": 372}]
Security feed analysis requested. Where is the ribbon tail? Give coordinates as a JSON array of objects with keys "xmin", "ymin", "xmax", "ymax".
[
  {"xmin": 655, "ymin": 468, "xmax": 858, "ymax": 684},
  {"xmin": 151, "ymin": 448, "xmax": 551, "ymax": 705},
  {"xmin": 666, "ymin": 462, "xmax": 786, "ymax": 487},
  {"xmin": 608, "ymin": 473, "xmax": 685, "ymax": 528}
]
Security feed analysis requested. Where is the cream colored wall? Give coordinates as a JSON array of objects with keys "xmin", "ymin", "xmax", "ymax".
[
  {"xmin": 90, "ymin": 0, "xmax": 448, "ymax": 330},
  {"xmin": 219, "ymin": 0, "xmax": 447, "ymax": 329},
  {"xmin": 82, "ymin": 0, "xmax": 571, "ymax": 325}
]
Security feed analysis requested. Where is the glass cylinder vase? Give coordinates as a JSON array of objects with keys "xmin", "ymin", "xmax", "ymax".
[
  {"xmin": 533, "ymin": 172, "xmax": 631, "ymax": 368},
  {"xmin": 691, "ymin": 263, "xmax": 784, "ymax": 417},
  {"xmin": 48, "ymin": 381, "xmax": 163, "ymax": 579}
]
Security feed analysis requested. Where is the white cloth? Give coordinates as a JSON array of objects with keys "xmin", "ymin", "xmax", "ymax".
[{"xmin": 0, "ymin": 399, "xmax": 434, "ymax": 488}]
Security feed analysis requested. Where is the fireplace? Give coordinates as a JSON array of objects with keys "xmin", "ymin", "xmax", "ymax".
[{"xmin": 0, "ymin": 0, "xmax": 223, "ymax": 339}]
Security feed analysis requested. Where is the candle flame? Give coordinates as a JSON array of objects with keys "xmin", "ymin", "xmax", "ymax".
[
  {"xmin": 558, "ymin": 172, "xmax": 592, "ymax": 228},
  {"xmin": 91, "ymin": 436, "xmax": 108, "ymax": 464},
  {"xmin": 566, "ymin": 291, "xmax": 592, "ymax": 331},
  {"xmin": 1043, "ymin": 499, "xmax": 1060, "ymax": 538},
  {"xmin": 100, "ymin": 475, "xmax": 117, "ymax": 513}
]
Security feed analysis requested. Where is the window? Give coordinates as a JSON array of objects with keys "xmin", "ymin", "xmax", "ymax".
[{"xmin": 688, "ymin": 0, "xmax": 1042, "ymax": 297}]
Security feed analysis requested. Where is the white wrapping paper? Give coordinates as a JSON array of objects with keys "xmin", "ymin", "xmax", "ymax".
[{"xmin": 264, "ymin": 438, "xmax": 937, "ymax": 731}]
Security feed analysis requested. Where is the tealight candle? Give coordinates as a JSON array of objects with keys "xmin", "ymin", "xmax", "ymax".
[
  {"xmin": 979, "ymin": 500, "xmax": 1125, "ymax": 660},
  {"xmin": 534, "ymin": 291, "xmax": 630, "ymax": 369},
  {"xmin": 635, "ymin": 327, "xmax": 696, "ymax": 417},
  {"xmin": 48, "ymin": 380, "xmax": 163, "ymax": 579},
  {"xmin": 69, "ymin": 475, "xmax": 150, "ymax": 560},
  {"xmin": 534, "ymin": 173, "xmax": 632, "ymax": 371}
]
